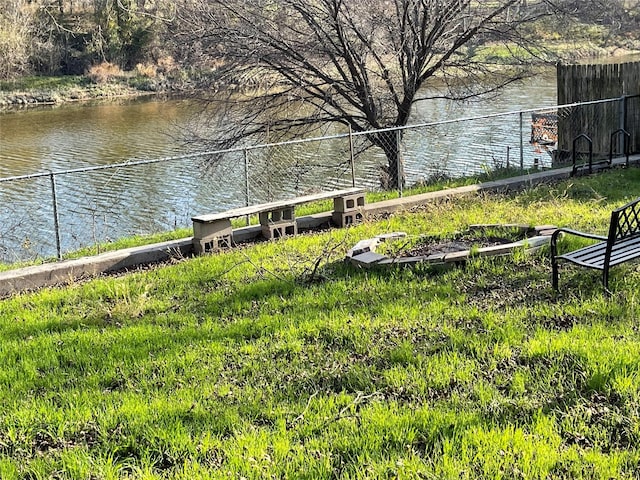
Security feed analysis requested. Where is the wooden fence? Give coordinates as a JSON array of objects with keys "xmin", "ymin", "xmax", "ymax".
[{"xmin": 557, "ymin": 62, "xmax": 640, "ymax": 157}]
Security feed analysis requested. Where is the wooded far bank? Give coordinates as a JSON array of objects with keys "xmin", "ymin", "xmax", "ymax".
[{"xmin": 1, "ymin": 0, "xmax": 639, "ymax": 82}]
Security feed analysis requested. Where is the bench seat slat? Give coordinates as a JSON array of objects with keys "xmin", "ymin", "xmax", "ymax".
[
  {"xmin": 609, "ymin": 238, "xmax": 640, "ymax": 266},
  {"xmin": 558, "ymin": 242, "xmax": 606, "ymax": 269},
  {"xmin": 557, "ymin": 236, "xmax": 640, "ymax": 270},
  {"xmin": 558, "ymin": 252, "xmax": 606, "ymax": 270}
]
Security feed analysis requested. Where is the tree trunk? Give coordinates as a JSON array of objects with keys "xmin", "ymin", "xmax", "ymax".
[{"xmin": 374, "ymin": 130, "xmax": 405, "ymax": 191}]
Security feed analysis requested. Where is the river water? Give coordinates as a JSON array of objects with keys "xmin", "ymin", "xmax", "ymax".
[{"xmin": 0, "ymin": 75, "xmax": 557, "ymax": 261}]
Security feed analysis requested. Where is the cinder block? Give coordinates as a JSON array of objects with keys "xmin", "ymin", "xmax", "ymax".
[
  {"xmin": 334, "ymin": 193, "xmax": 366, "ymax": 213},
  {"xmin": 534, "ymin": 224, "xmax": 558, "ymax": 236},
  {"xmin": 193, "ymin": 219, "xmax": 233, "ymax": 254},
  {"xmin": 194, "ymin": 234, "xmax": 233, "ymax": 254},
  {"xmin": 332, "ymin": 211, "xmax": 363, "ymax": 228},
  {"xmin": 259, "ymin": 207, "xmax": 295, "ymax": 225},
  {"xmin": 346, "ymin": 238, "xmax": 380, "ymax": 258},
  {"xmin": 375, "ymin": 232, "xmax": 407, "ymax": 242},
  {"xmin": 193, "ymin": 218, "xmax": 232, "ymax": 240},
  {"xmin": 349, "ymin": 251, "xmax": 387, "ymax": 268},
  {"xmin": 261, "ymin": 222, "xmax": 297, "ymax": 240},
  {"xmin": 258, "ymin": 206, "xmax": 298, "ymax": 240}
]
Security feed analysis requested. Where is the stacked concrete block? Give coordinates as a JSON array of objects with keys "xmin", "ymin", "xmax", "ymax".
[
  {"xmin": 192, "ymin": 219, "xmax": 233, "ymax": 254},
  {"xmin": 259, "ymin": 206, "xmax": 298, "ymax": 239},
  {"xmin": 332, "ymin": 191, "xmax": 366, "ymax": 227}
]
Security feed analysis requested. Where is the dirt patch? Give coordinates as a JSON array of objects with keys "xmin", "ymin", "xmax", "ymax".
[{"xmin": 402, "ymin": 234, "xmax": 516, "ymax": 257}]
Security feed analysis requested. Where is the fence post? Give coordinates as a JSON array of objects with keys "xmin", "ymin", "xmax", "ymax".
[
  {"xmin": 519, "ymin": 111, "xmax": 524, "ymax": 172},
  {"xmin": 244, "ymin": 148, "xmax": 250, "ymax": 226},
  {"xmin": 396, "ymin": 129, "xmax": 403, "ymax": 198},
  {"xmin": 349, "ymin": 125, "xmax": 356, "ymax": 187},
  {"xmin": 620, "ymin": 95, "xmax": 627, "ymax": 154},
  {"xmin": 49, "ymin": 171, "xmax": 62, "ymax": 260}
]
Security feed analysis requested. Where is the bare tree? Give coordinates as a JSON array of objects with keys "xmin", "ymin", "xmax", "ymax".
[{"xmin": 177, "ymin": 0, "xmax": 555, "ymax": 189}]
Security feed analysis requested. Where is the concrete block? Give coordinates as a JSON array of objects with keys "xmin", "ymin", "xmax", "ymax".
[
  {"xmin": 424, "ymin": 253, "xmax": 446, "ymax": 264},
  {"xmin": 346, "ymin": 238, "xmax": 380, "ymax": 258},
  {"xmin": 349, "ymin": 251, "xmax": 387, "ymax": 268},
  {"xmin": 475, "ymin": 244, "xmax": 519, "ymax": 256},
  {"xmin": 332, "ymin": 210, "xmax": 363, "ymax": 228},
  {"xmin": 259, "ymin": 207, "xmax": 295, "ymax": 225},
  {"xmin": 193, "ymin": 218, "xmax": 233, "ymax": 254},
  {"xmin": 378, "ymin": 256, "xmax": 424, "ymax": 266},
  {"xmin": 193, "ymin": 218, "xmax": 232, "ymax": 241},
  {"xmin": 534, "ymin": 225, "xmax": 558, "ymax": 236},
  {"xmin": 261, "ymin": 222, "xmax": 297, "ymax": 240},
  {"xmin": 442, "ymin": 250, "xmax": 470, "ymax": 262},
  {"xmin": 334, "ymin": 193, "xmax": 366, "ymax": 212},
  {"xmin": 523, "ymin": 236, "xmax": 552, "ymax": 248},
  {"xmin": 375, "ymin": 232, "xmax": 407, "ymax": 242},
  {"xmin": 194, "ymin": 234, "xmax": 233, "ymax": 254}
]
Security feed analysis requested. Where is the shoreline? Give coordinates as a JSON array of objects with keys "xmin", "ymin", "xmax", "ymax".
[
  {"xmin": 2, "ymin": 46, "xmax": 639, "ymax": 112},
  {"xmin": 0, "ymin": 81, "xmax": 185, "ymax": 111}
]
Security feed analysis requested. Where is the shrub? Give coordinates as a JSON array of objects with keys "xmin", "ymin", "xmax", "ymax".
[
  {"xmin": 156, "ymin": 55, "xmax": 178, "ymax": 74},
  {"xmin": 87, "ymin": 62, "xmax": 124, "ymax": 84},
  {"xmin": 135, "ymin": 62, "xmax": 157, "ymax": 78}
]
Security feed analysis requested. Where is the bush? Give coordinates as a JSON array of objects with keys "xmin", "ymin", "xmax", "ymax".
[
  {"xmin": 135, "ymin": 62, "xmax": 157, "ymax": 78},
  {"xmin": 156, "ymin": 55, "xmax": 178, "ymax": 74},
  {"xmin": 87, "ymin": 62, "xmax": 125, "ymax": 84}
]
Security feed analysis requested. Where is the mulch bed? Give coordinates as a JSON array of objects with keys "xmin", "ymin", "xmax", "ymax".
[{"xmin": 401, "ymin": 235, "xmax": 517, "ymax": 257}]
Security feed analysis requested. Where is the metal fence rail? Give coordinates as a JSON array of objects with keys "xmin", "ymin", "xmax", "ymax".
[{"xmin": 0, "ymin": 96, "xmax": 637, "ymax": 263}]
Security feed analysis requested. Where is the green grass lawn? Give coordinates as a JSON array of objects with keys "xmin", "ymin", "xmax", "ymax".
[{"xmin": 2, "ymin": 168, "xmax": 640, "ymax": 479}]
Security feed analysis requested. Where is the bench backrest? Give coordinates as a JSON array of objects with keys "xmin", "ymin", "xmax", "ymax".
[{"xmin": 608, "ymin": 197, "xmax": 640, "ymax": 243}]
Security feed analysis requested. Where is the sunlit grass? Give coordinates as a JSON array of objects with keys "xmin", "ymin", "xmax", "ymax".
[
  {"xmin": 0, "ymin": 75, "xmax": 89, "ymax": 92},
  {"xmin": 2, "ymin": 168, "xmax": 640, "ymax": 477}
]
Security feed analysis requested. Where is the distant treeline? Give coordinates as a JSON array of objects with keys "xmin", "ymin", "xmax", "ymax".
[{"xmin": 1, "ymin": 0, "xmax": 639, "ymax": 81}]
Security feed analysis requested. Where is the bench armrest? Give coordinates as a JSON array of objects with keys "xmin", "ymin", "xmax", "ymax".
[{"xmin": 550, "ymin": 227, "xmax": 607, "ymax": 258}]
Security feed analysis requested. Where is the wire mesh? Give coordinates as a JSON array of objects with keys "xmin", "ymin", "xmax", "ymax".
[
  {"xmin": 626, "ymin": 95, "xmax": 640, "ymax": 154},
  {"xmin": 401, "ymin": 112, "xmax": 526, "ymax": 185},
  {"xmin": 245, "ymin": 135, "xmax": 356, "ymax": 204},
  {"xmin": 0, "ymin": 175, "xmax": 56, "ymax": 262},
  {"xmin": 556, "ymin": 98, "xmax": 625, "ymax": 164},
  {"xmin": 52, "ymin": 154, "xmax": 248, "ymax": 255}
]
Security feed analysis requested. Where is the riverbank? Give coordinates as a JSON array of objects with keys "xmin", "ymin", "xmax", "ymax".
[
  {"xmin": 2, "ymin": 41, "xmax": 638, "ymax": 111},
  {"xmin": 0, "ymin": 166, "xmax": 566, "ymax": 296},
  {"xmin": 0, "ymin": 71, "xmax": 190, "ymax": 109}
]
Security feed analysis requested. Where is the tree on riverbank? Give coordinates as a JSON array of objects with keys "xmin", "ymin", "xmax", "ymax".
[{"xmin": 177, "ymin": 0, "xmax": 561, "ymax": 189}]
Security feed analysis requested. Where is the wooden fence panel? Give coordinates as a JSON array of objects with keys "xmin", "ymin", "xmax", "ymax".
[{"xmin": 557, "ymin": 62, "xmax": 640, "ymax": 156}]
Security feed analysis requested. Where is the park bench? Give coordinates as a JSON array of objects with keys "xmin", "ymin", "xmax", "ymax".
[
  {"xmin": 551, "ymin": 196, "xmax": 640, "ymax": 294},
  {"xmin": 192, "ymin": 187, "xmax": 366, "ymax": 254}
]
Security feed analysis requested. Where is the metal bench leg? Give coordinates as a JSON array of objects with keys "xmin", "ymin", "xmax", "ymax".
[
  {"xmin": 550, "ymin": 230, "xmax": 562, "ymax": 292},
  {"xmin": 551, "ymin": 259, "xmax": 560, "ymax": 291},
  {"xmin": 603, "ymin": 268, "xmax": 611, "ymax": 297}
]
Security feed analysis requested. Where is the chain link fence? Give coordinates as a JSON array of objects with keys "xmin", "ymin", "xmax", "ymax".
[{"xmin": 0, "ymin": 96, "xmax": 637, "ymax": 263}]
